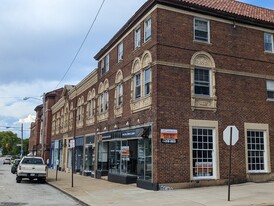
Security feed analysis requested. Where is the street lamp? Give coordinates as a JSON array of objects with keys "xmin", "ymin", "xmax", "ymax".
[
  {"xmin": 23, "ymin": 94, "xmax": 45, "ymax": 160},
  {"xmin": 6, "ymin": 123, "xmax": 24, "ymax": 158}
]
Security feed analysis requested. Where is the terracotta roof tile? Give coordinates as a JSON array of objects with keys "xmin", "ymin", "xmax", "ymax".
[{"xmin": 174, "ymin": 0, "xmax": 274, "ymax": 23}]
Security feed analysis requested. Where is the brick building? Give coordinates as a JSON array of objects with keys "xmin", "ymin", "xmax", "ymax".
[
  {"xmin": 28, "ymin": 88, "xmax": 63, "ymax": 161},
  {"xmin": 50, "ymin": 0, "xmax": 274, "ymax": 190}
]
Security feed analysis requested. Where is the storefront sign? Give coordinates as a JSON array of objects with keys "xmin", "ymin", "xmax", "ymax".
[
  {"xmin": 160, "ymin": 129, "xmax": 178, "ymax": 144},
  {"xmin": 102, "ymin": 133, "xmax": 112, "ymax": 140},
  {"xmin": 122, "ymin": 130, "xmax": 136, "ymax": 138}
]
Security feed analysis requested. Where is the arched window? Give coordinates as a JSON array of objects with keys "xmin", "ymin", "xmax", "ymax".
[
  {"xmin": 86, "ymin": 89, "xmax": 96, "ymax": 125},
  {"xmin": 114, "ymin": 70, "xmax": 123, "ymax": 117},
  {"xmin": 131, "ymin": 51, "xmax": 152, "ymax": 113},
  {"xmin": 97, "ymin": 79, "xmax": 109, "ymax": 122},
  {"xmin": 190, "ymin": 51, "xmax": 217, "ymax": 111}
]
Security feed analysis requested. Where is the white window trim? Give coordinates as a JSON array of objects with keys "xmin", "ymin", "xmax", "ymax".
[
  {"xmin": 266, "ymin": 80, "xmax": 274, "ymax": 100},
  {"xmin": 194, "ymin": 67, "xmax": 212, "ymax": 97},
  {"xmin": 264, "ymin": 33, "xmax": 274, "ymax": 53},
  {"xmin": 194, "ymin": 17, "xmax": 210, "ymax": 43},
  {"xmin": 106, "ymin": 54, "xmax": 110, "ymax": 72},
  {"xmin": 135, "ymin": 26, "xmax": 141, "ymax": 49},
  {"xmin": 144, "ymin": 17, "xmax": 152, "ymax": 42},
  {"xmin": 118, "ymin": 42, "xmax": 123, "ymax": 62},
  {"xmin": 244, "ymin": 123, "xmax": 270, "ymax": 174},
  {"xmin": 189, "ymin": 119, "xmax": 219, "ymax": 180}
]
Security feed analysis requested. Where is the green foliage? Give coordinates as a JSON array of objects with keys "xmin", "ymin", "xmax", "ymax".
[{"xmin": 0, "ymin": 131, "xmax": 28, "ymax": 156}]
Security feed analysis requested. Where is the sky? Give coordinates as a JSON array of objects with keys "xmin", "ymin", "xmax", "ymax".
[{"xmin": 0, "ymin": 0, "xmax": 273, "ymax": 138}]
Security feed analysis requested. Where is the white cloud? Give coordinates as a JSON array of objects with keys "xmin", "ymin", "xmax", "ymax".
[{"xmin": 19, "ymin": 114, "xmax": 36, "ymax": 124}]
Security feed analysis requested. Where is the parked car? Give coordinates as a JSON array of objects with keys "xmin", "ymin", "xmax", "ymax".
[
  {"xmin": 16, "ymin": 157, "xmax": 47, "ymax": 183},
  {"xmin": 3, "ymin": 157, "xmax": 11, "ymax": 165},
  {"xmin": 11, "ymin": 159, "xmax": 21, "ymax": 174}
]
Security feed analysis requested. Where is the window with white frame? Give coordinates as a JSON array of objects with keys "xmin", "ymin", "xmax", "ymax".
[
  {"xmin": 194, "ymin": 18, "xmax": 210, "ymax": 42},
  {"xmin": 106, "ymin": 54, "xmax": 110, "ymax": 72},
  {"xmin": 134, "ymin": 73, "xmax": 141, "ymax": 99},
  {"xmin": 144, "ymin": 17, "xmax": 151, "ymax": 42},
  {"xmin": 135, "ymin": 26, "xmax": 141, "ymax": 49},
  {"xmin": 117, "ymin": 83, "xmax": 123, "ymax": 106},
  {"xmin": 118, "ymin": 42, "xmax": 123, "ymax": 62},
  {"xmin": 194, "ymin": 68, "xmax": 210, "ymax": 96},
  {"xmin": 266, "ymin": 80, "xmax": 274, "ymax": 99},
  {"xmin": 100, "ymin": 59, "xmax": 105, "ymax": 76},
  {"xmin": 192, "ymin": 128, "xmax": 215, "ymax": 178},
  {"xmin": 100, "ymin": 93, "xmax": 104, "ymax": 113},
  {"xmin": 264, "ymin": 33, "xmax": 273, "ymax": 52},
  {"xmin": 104, "ymin": 91, "xmax": 108, "ymax": 111},
  {"xmin": 144, "ymin": 68, "xmax": 151, "ymax": 96},
  {"xmin": 247, "ymin": 130, "xmax": 267, "ymax": 172}
]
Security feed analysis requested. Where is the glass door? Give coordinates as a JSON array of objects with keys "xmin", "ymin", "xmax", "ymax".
[
  {"xmin": 137, "ymin": 138, "xmax": 152, "ymax": 180},
  {"xmin": 85, "ymin": 145, "xmax": 95, "ymax": 174}
]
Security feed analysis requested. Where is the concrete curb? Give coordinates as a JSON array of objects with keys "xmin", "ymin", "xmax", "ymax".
[{"xmin": 46, "ymin": 181, "xmax": 90, "ymax": 206}]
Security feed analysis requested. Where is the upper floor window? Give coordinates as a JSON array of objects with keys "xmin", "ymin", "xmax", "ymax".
[
  {"xmin": 266, "ymin": 80, "xmax": 274, "ymax": 100},
  {"xmin": 194, "ymin": 68, "xmax": 210, "ymax": 96},
  {"xmin": 144, "ymin": 17, "xmax": 151, "ymax": 42},
  {"xmin": 105, "ymin": 54, "xmax": 110, "ymax": 72},
  {"xmin": 117, "ymin": 83, "xmax": 123, "ymax": 106},
  {"xmin": 144, "ymin": 68, "xmax": 151, "ymax": 96},
  {"xmin": 118, "ymin": 42, "xmax": 123, "ymax": 62},
  {"xmin": 135, "ymin": 26, "xmax": 141, "ymax": 49},
  {"xmin": 100, "ymin": 59, "xmax": 105, "ymax": 76},
  {"xmin": 134, "ymin": 73, "xmax": 141, "ymax": 99},
  {"xmin": 98, "ymin": 79, "xmax": 109, "ymax": 114},
  {"xmin": 194, "ymin": 18, "xmax": 210, "ymax": 43},
  {"xmin": 264, "ymin": 33, "xmax": 273, "ymax": 52}
]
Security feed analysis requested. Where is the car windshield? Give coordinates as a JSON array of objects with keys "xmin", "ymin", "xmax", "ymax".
[{"xmin": 21, "ymin": 158, "xmax": 43, "ymax": 165}]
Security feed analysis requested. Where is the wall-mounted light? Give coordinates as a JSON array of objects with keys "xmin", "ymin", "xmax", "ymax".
[
  {"xmin": 97, "ymin": 128, "xmax": 100, "ymax": 132},
  {"xmin": 103, "ymin": 127, "xmax": 107, "ymax": 131},
  {"xmin": 137, "ymin": 119, "xmax": 140, "ymax": 123},
  {"xmin": 126, "ymin": 121, "xmax": 130, "ymax": 126},
  {"xmin": 114, "ymin": 124, "xmax": 118, "ymax": 129}
]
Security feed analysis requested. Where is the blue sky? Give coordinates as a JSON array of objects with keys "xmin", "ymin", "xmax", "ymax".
[{"xmin": 0, "ymin": 0, "xmax": 273, "ymax": 138}]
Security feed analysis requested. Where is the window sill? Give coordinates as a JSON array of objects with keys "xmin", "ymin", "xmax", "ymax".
[
  {"xmin": 266, "ymin": 98, "xmax": 274, "ymax": 102},
  {"xmin": 98, "ymin": 111, "xmax": 108, "ymax": 122},
  {"xmin": 143, "ymin": 38, "xmax": 151, "ymax": 46},
  {"xmin": 264, "ymin": 51, "xmax": 274, "ymax": 55},
  {"xmin": 193, "ymin": 40, "xmax": 212, "ymax": 46}
]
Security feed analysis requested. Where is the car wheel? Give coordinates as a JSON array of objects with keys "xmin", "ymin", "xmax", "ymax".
[{"xmin": 16, "ymin": 177, "xmax": 22, "ymax": 183}]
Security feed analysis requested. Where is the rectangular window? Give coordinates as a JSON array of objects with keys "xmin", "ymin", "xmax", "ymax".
[
  {"xmin": 194, "ymin": 68, "xmax": 210, "ymax": 96},
  {"xmin": 118, "ymin": 42, "xmax": 123, "ymax": 62},
  {"xmin": 144, "ymin": 68, "xmax": 151, "ymax": 96},
  {"xmin": 266, "ymin": 80, "xmax": 274, "ymax": 99},
  {"xmin": 105, "ymin": 54, "xmax": 110, "ymax": 72},
  {"xmin": 247, "ymin": 130, "xmax": 266, "ymax": 172},
  {"xmin": 100, "ymin": 94, "xmax": 104, "ymax": 113},
  {"xmin": 194, "ymin": 18, "xmax": 209, "ymax": 42},
  {"xmin": 92, "ymin": 99, "xmax": 96, "ymax": 116},
  {"xmin": 117, "ymin": 83, "xmax": 123, "ymax": 106},
  {"xmin": 101, "ymin": 59, "xmax": 105, "ymax": 76},
  {"xmin": 144, "ymin": 17, "xmax": 151, "ymax": 42},
  {"xmin": 135, "ymin": 27, "xmax": 141, "ymax": 48},
  {"xmin": 192, "ymin": 128, "xmax": 214, "ymax": 178},
  {"xmin": 264, "ymin": 33, "xmax": 273, "ymax": 52},
  {"xmin": 104, "ymin": 91, "xmax": 108, "ymax": 111},
  {"xmin": 135, "ymin": 73, "xmax": 141, "ymax": 99}
]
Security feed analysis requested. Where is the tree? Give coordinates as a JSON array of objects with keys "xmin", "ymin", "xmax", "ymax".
[{"xmin": 0, "ymin": 131, "xmax": 21, "ymax": 156}]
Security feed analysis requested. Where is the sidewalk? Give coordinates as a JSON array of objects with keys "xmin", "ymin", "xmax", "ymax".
[{"xmin": 46, "ymin": 169, "xmax": 274, "ymax": 206}]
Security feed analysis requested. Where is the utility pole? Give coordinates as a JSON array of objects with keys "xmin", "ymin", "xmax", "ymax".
[
  {"xmin": 41, "ymin": 93, "xmax": 46, "ymax": 160},
  {"xmin": 21, "ymin": 123, "xmax": 23, "ymax": 158}
]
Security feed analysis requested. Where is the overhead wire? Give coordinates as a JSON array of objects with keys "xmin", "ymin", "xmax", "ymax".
[{"xmin": 55, "ymin": 0, "xmax": 106, "ymax": 89}]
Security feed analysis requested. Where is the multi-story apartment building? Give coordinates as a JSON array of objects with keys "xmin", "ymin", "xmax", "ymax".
[
  {"xmin": 50, "ymin": 0, "xmax": 274, "ymax": 190},
  {"xmin": 28, "ymin": 88, "xmax": 63, "ymax": 162}
]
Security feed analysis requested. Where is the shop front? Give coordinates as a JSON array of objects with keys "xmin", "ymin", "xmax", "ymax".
[
  {"xmin": 84, "ymin": 135, "xmax": 96, "ymax": 177},
  {"xmin": 74, "ymin": 136, "xmax": 84, "ymax": 174},
  {"xmin": 97, "ymin": 126, "xmax": 153, "ymax": 188}
]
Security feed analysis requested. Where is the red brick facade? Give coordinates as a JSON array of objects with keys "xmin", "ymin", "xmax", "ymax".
[{"xmin": 49, "ymin": 0, "xmax": 274, "ymax": 189}]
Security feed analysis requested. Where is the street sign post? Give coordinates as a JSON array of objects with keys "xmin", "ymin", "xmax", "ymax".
[{"xmin": 223, "ymin": 125, "xmax": 239, "ymax": 201}]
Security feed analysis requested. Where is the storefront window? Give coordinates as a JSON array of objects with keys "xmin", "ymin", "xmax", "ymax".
[
  {"xmin": 98, "ymin": 142, "xmax": 108, "ymax": 171},
  {"xmin": 137, "ymin": 138, "xmax": 152, "ymax": 180},
  {"xmin": 85, "ymin": 145, "xmax": 95, "ymax": 174},
  {"xmin": 75, "ymin": 137, "xmax": 84, "ymax": 173},
  {"xmin": 109, "ymin": 141, "xmax": 121, "ymax": 174}
]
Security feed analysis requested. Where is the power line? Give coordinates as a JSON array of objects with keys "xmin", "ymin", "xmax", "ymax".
[{"xmin": 55, "ymin": 0, "xmax": 106, "ymax": 89}]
